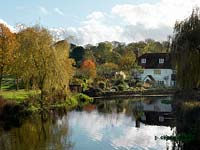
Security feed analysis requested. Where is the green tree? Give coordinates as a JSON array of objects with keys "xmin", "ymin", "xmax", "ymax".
[
  {"xmin": 118, "ymin": 50, "xmax": 136, "ymax": 72},
  {"xmin": 70, "ymin": 46, "xmax": 85, "ymax": 67},
  {"xmin": 94, "ymin": 42, "xmax": 113, "ymax": 64},
  {"xmin": 144, "ymin": 39, "xmax": 164, "ymax": 53},
  {"xmin": 97, "ymin": 62, "xmax": 119, "ymax": 78},
  {"xmin": 171, "ymin": 7, "xmax": 200, "ymax": 89}
]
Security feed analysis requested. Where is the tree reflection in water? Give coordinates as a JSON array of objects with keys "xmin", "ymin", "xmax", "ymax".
[
  {"xmin": 172, "ymin": 102, "xmax": 200, "ymax": 150},
  {"xmin": 95, "ymin": 98, "xmax": 200, "ymax": 149},
  {"xmin": 0, "ymin": 112, "xmax": 73, "ymax": 150},
  {"xmin": 0, "ymin": 98, "xmax": 199, "ymax": 150}
]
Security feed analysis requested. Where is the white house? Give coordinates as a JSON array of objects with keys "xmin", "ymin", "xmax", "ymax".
[{"xmin": 136, "ymin": 53, "xmax": 176, "ymax": 87}]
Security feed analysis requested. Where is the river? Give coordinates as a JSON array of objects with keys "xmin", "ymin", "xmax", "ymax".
[{"xmin": 0, "ymin": 96, "xmax": 199, "ymax": 150}]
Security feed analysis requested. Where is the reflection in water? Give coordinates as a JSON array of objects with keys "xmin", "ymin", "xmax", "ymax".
[
  {"xmin": 68, "ymin": 97, "xmax": 175, "ymax": 150},
  {"xmin": 0, "ymin": 97, "xmax": 199, "ymax": 150},
  {"xmin": 172, "ymin": 103, "xmax": 200, "ymax": 150},
  {"xmin": 0, "ymin": 113, "xmax": 73, "ymax": 150},
  {"xmin": 69, "ymin": 110, "xmax": 174, "ymax": 150},
  {"xmin": 132, "ymin": 97, "xmax": 175, "ymax": 127}
]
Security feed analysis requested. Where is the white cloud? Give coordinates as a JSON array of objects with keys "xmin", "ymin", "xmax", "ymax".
[
  {"xmin": 86, "ymin": 11, "xmax": 104, "ymax": 20},
  {"xmin": 50, "ymin": 11, "xmax": 124, "ymax": 45},
  {"xmin": 54, "ymin": 8, "xmax": 64, "ymax": 16},
  {"xmin": 50, "ymin": 9, "xmax": 172, "ymax": 45},
  {"xmin": 0, "ymin": 19, "xmax": 15, "ymax": 32},
  {"xmin": 51, "ymin": 0, "xmax": 200, "ymax": 45},
  {"xmin": 112, "ymin": 0, "xmax": 200, "ymax": 28},
  {"xmin": 68, "ymin": 111, "xmax": 174, "ymax": 149},
  {"xmin": 2, "ymin": 0, "xmax": 200, "ymax": 45},
  {"xmin": 39, "ymin": 6, "xmax": 48, "ymax": 15}
]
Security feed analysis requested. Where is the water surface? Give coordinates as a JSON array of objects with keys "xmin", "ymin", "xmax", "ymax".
[{"xmin": 0, "ymin": 97, "xmax": 180, "ymax": 150}]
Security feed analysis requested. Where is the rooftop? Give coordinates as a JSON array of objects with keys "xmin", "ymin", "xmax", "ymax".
[{"xmin": 138, "ymin": 53, "xmax": 172, "ymax": 69}]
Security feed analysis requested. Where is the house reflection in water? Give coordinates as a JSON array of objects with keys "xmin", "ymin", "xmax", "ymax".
[{"xmin": 132, "ymin": 97, "xmax": 175, "ymax": 127}]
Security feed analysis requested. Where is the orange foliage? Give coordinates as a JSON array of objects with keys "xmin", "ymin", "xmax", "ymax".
[
  {"xmin": 0, "ymin": 23, "xmax": 17, "ymax": 67},
  {"xmin": 0, "ymin": 23, "xmax": 17, "ymax": 89},
  {"xmin": 80, "ymin": 59, "xmax": 96, "ymax": 79}
]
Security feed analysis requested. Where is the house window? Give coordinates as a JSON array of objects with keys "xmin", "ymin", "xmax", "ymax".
[
  {"xmin": 141, "ymin": 58, "xmax": 146, "ymax": 64},
  {"xmin": 158, "ymin": 81, "xmax": 164, "ymax": 85},
  {"xmin": 154, "ymin": 69, "xmax": 161, "ymax": 74},
  {"xmin": 159, "ymin": 58, "xmax": 164, "ymax": 64}
]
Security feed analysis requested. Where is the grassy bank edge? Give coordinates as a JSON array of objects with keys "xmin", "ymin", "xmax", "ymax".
[{"xmin": 0, "ymin": 91, "xmax": 93, "ymax": 115}]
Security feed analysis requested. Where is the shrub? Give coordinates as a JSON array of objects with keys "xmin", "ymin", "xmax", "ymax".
[
  {"xmin": 98, "ymin": 81, "xmax": 106, "ymax": 90},
  {"xmin": 114, "ymin": 79, "xmax": 125, "ymax": 86},
  {"xmin": 118, "ymin": 84, "xmax": 126, "ymax": 91},
  {"xmin": 66, "ymin": 96, "xmax": 79, "ymax": 108},
  {"xmin": 128, "ymin": 79, "xmax": 136, "ymax": 87},
  {"xmin": 67, "ymin": 93, "xmax": 93, "ymax": 108},
  {"xmin": 110, "ymin": 86, "xmax": 118, "ymax": 92},
  {"xmin": 76, "ymin": 93, "xmax": 93, "ymax": 107},
  {"xmin": 84, "ymin": 87, "xmax": 103, "ymax": 97},
  {"xmin": 136, "ymin": 82, "xmax": 143, "ymax": 87}
]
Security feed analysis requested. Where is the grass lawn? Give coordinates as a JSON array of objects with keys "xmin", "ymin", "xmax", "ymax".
[
  {"xmin": 0, "ymin": 90, "xmax": 40, "ymax": 102},
  {"xmin": 0, "ymin": 77, "xmax": 39, "ymax": 102},
  {"xmin": 1, "ymin": 77, "xmax": 15, "ymax": 90}
]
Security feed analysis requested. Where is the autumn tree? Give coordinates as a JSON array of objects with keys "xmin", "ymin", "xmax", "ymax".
[
  {"xmin": 80, "ymin": 59, "xmax": 96, "ymax": 79},
  {"xmin": 16, "ymin": 26, "xmax": 74, "ymax": 101},
  {"xmin": 171, "ymin": 7, "xmax": 200, "ymax": 89},
  {"xmin": 0, "ymin": 23, "xmax": 17, "ymax": 90},
  {"xmin": 118, "ymin": 50, "xmax": 136, "ymax": 72}
]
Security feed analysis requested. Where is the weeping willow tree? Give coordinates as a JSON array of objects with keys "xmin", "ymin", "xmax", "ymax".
[
  {"xmin": 14, "ymin": 26, "xmax": 74, "ymax": 101},
  {"xmin": 171, "ymin": 7, "xmax": 200, "ymax": 89}
]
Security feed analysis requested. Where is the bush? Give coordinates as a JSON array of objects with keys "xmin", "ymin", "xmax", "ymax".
[
  {"xmin": 75, "ymin": 93, "xmax": 93, "ymax": 107},
  {"xmin": 84, "ymin": 87, "xmax": 103, "ymax": 97},
  {"xmin": 128, "ymin": 79, "xmax": 136, "ymax": 87},
  {"xmin": 67, "ymin": 93, "xmax": 93, "ymax": 108},
  {"xmin": 110, "ymin": 86, "xmax": 118, "ymax": 92},
  {"xmin": 66, "ymin": 96, "xmax": 79, "ymax": 108},
  {"xmin": 136, "ymin": 82, "xmax": 143, "ymax": 87},
  {"xmin": 114, "ymin": 79, "xmax": 125, "ymax": 86},
  {"xmin": 98, "ymin": 81, "xmax": 106, "ymax": 90},
  {"xmin": 118, "ymin": 84, "xmax": 126, "ymax": 91}
]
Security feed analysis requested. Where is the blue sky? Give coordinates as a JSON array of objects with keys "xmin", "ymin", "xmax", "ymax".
[
  {"xmin": 1, "ymin": 0, "xmax": 158, "ymax": 28},
  {"xmin": 0, "ymin": 0, "xmax": 200, "ymax": 45}
]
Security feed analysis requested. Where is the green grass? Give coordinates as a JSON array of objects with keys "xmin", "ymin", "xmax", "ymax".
[
  {"xmin": 1, "ymin": 77, "xmax": 15, "ymax": 90},
  {"xmin": 0, "ymin": 77, "xmax": 39, "ymax": 102},
  {"xmin": 0, "ymin": 90, "xmax": 40, "ymax": 102}
]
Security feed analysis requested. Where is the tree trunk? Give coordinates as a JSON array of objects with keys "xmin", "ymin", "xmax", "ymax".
[
  {"xmin": 25, "ymin": 80, "xmax": 29, "ymax": 91},
  {"xmin": 0, "ymin": 66, "xmax": 4, "ymax": 91},
  {"xmin": 15, "ymin": 77, "xmax": 19, "ymax": 91}
]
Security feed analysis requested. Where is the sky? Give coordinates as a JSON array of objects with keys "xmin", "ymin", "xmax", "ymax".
[{"xmin": 0, "ymin": 0, "xmax": 200, "ymax": 45}]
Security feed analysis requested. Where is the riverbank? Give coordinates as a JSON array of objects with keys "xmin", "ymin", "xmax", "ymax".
[
  {"xmin": 90, "ymin": 88, "xmax": 176, "ymax": 100},
  {"xmin": 89, "ymin": 88, "xmax": 200, "ymax": 101},
  {"xmin": 0, "ymin": 92, "xmax": 93, "ymax": 129}
]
